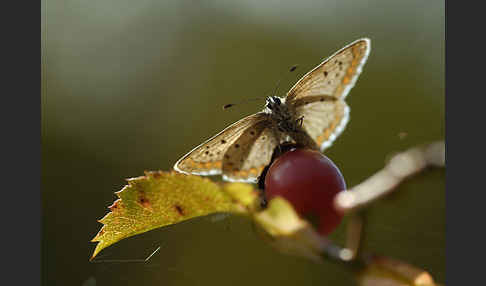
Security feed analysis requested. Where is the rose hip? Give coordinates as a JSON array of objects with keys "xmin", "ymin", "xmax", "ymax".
[{"xmin": 264, "ymin": 148, "xmax": 346, "ymax": 235}]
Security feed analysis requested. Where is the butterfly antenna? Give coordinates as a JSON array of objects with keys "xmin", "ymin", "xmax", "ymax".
[
  {"xmin": 223, "ymin": 65, "xmax": 298, "ymax": 110},
  {"xmin": 272, "ymin": 65, "xmax": 298, "ymax": 97},
  {"xmin": 223, "ymin": 97, "xmax": 265, "ymax": 110}
]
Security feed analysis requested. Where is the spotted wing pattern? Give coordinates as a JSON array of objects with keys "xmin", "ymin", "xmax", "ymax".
[
  {"xmin": 222, "ymin": 122, "xmax": 280, "ymax": 183},
  {"xmin": 174, "ymin": 112, "xmax": 270, "ymax": 176},
  {"xmin": 287, "ymin": 38, "xmax": 370, "ymax": 151},
  {"xmin": 286, "ymin": 38, "xmax": 370, "ymax": 102}
]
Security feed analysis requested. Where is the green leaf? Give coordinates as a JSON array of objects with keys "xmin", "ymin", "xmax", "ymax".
[{"xmin": 90, "ymin": 171, "xmax": 258, "ymax": 260}]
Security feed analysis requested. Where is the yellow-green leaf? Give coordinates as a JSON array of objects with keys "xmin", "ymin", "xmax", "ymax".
[
  {"xmin": 90, "ymin": 171, "xmax": 257, "ymax": 259},
  {"xmin": 253, "ymin": 196, "xmax": 330, "ymax": 263},
  {"xmin": 222, "ymin": 182, "xmax": 260, "ymax": 212}
]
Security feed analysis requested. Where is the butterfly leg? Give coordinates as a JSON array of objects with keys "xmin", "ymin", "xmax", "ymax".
[
  {"xmin": 289, "ymin": 127, "xmax": 320, "ymax": 151},
  {"xmin": 295, "ymin": 116, "xmax": 304, "ymax": 128}
]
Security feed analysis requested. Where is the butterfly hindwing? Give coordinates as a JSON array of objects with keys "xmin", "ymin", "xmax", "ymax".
[
  {"xmin": 174, "ymin": 112, "xmax": 270, "ymax": 176},
  {"xmin": 222, "ymin": 122, "xmax": 279, "ymax": 182},
  {"xmin": 286, "ymin": 38, "xmax": 370, "ymax": 102},
  {"xmin": 293, "ymin": 99, "xmax": 349, "ymax": 151}
]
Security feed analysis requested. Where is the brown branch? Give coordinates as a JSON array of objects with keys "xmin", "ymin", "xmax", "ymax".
[{"xmin": 334, "ymin": 140, "xmax": 445, "ymax": 214}]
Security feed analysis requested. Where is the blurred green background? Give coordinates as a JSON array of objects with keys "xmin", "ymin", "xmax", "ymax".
[{"xmin": 42, "ymin": 1, "xmax": 444, "ymax": 285}]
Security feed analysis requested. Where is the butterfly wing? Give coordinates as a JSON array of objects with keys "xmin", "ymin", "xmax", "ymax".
[
  {"xmin": 174, "ymin": 112, "xmax": 270, "ymax": 176},
  {"xmin": 286, "ymin": 38, "xmax": 370, "ymax": 101},
  {"xmin": 293, "ymin": 99, "xmax": 350, "ymax": 151},
  {"xmin": 287, "ymin": 38, "xmax": 370, "ymax": 151},
  {"xmin": 221, "ymin": 122, "xmax": 280, "ymax": 183}
]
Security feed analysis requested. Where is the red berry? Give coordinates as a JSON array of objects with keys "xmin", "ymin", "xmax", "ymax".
[{"xmin": 264, "ymin": 148, "xmax": 346, "ymax": 235}]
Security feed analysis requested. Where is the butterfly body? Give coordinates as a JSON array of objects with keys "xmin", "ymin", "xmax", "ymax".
[
  {"xmin": 265, "ymin": 96, "xmax": 295, "ymax": 130},
  {"xmin": 174, "ymin": 38, "xmax": 371, "ymax": 183},
  {"xmin": 264, "ymin": 95, "xmax": 320, "ymax": 150}
]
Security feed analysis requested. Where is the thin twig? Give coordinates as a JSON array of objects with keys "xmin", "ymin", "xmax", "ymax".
[
  {"xmin": 345, "ymin": 211, "xmax": 366, "ymax": 259},
  {"xmin": 334, "ymin": 141, "xmax": 445, "ymax": 214}
]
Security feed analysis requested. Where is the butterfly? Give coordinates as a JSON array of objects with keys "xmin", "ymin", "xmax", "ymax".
[{"xmin": 174, "ymin": 38, "xmax": 370, "ymax": 183}]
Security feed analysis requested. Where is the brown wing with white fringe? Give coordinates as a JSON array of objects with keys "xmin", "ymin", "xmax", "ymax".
[
  {"xmin": 287, "ymin": 38, "xmax": 370, "ymax": 151},
  {"xmin": 174, "ymin": 112, "xmax": 270, "ymax": 176}
]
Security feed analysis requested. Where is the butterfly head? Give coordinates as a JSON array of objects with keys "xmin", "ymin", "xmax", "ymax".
[{"xmin": 265, "ymin": 96, "xmax": 286, "ymax": 113}]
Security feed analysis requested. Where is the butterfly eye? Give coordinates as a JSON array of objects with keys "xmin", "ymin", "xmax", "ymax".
[
  {"xmin": 266, "ymin": 103, "xmax": 273, "ymax": 110},
  {"xmin": 274, "ymin": 97, "xmax": 281, "ymax": 105}
]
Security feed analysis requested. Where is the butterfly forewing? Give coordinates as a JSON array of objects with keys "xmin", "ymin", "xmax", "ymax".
[
  {"xmin": 286, "ymin": 38, "xmax": 370, "ymax": 102},
  {"xmin": 174, "ymin": 112, "xmax": 270, "ymax": 176},
  {"xmin": 222, "ymin": 124, "xmax": 279, "ymax": 182}
]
